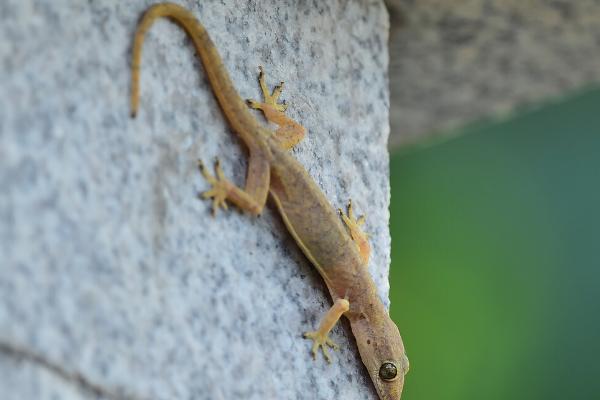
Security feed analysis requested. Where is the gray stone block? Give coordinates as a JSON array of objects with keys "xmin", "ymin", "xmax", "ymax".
[{"xmin": 1, "ymin": 1, "xmax": 391, "ymax": 399}]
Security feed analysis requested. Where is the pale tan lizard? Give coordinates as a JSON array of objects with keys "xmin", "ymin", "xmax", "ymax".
[{"xmin": 130, "ymin": 3, "xmax": 409, "ymax": 399}]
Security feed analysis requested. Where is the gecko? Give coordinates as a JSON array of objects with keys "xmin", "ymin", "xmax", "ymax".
[{"xmin": 130, "ymin": 3, "xmax": 409, "ymax": 399}]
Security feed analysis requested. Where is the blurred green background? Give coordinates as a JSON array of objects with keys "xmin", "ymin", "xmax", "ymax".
[{"xmin": 388, "ymin": 88, "xmax": 600, "ymax": 399}]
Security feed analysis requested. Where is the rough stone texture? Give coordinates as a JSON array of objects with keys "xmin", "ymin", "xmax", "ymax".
[
  {"xmin": 386, "ymin": 0, "xmax": 600, "ymax": 148},
  {"xmin": 0, "ymin": 1, "xmax": 390, "ymax": 399}
]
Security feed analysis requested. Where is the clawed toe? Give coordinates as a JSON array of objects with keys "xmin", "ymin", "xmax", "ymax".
[
  {"xmin": 246, "ymin": 66, "xmax": 289, "ymax": 113},
  {"xmin": 198, "ymin": 159, "xmax": 231, "ymax": 216},
  {"xmin": 303, "ymin": 331, "xmax": 339, "ymax": 363},
  {"xmin": 339, "ymin": 199, "xmax": 371, "ymax": 264},
  {"xmin": 339, "ymin": 200, "xmax": 367, "ymax": 237}
]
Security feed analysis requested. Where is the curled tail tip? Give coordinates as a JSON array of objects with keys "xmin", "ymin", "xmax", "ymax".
[{"xmin": 130, "ymin": 96, "xmax": 139, "ymax": 118}]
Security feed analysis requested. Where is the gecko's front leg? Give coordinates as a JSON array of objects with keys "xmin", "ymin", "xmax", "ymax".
[
  {"xmin": 303, "ymin": 298, "xmax": 350, "ymax": 363},
  {"xmin": 339, "ymin": 199, "xmax": 371, "ymax": 265}
]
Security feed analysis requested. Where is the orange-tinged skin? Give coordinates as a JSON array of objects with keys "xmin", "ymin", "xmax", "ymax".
[
  {"xmin": 130, "ymin": 3, "xmax": 409, "ymax": 399},
  {"xmin": 268, "ymin": 140, "xmax": 409, "ymax": 399}
]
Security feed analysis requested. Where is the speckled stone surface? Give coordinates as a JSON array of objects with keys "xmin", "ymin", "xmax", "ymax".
[
  {"xmin": 386, "ymin": 0, "xmax": 600, "ymax": 148},
  {"xmin": 0, "ymin": 1, "xmax": 390, "ymax": 399}
]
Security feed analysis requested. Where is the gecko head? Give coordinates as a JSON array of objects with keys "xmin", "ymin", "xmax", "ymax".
[{"xmin": 351, "ymin": 315, "xmax": 409, "ymax": 399}]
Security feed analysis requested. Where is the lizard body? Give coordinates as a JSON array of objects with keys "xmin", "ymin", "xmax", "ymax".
[{"xmin": 130, "ymin": 4, "xmax": 408, "ymax": 399}]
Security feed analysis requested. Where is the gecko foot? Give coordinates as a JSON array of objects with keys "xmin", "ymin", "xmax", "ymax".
[
  {"xmin": 303, "ymin": 331, "xmax": 339, "ymax": 363},
  {"xmin": 246, "ymin": 66, "xmax": 288, "ymax": 113},
  {"xmin": 198, "ymin": 159, "xmax": 231, "ymax": 216},
  {"xmin": 338, "ymin": 199, "xmax": 371, "ymax": 264}
]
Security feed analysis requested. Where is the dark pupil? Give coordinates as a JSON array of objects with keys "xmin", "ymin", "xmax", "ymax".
[{"xmin": 379, "ymin": 362, "xmax": 397, "ymax": 380}]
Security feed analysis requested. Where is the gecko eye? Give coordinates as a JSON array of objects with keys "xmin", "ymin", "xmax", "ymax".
[{"xmin": 379, "ymin": 362, "xmax": 398, "ymax": 381}]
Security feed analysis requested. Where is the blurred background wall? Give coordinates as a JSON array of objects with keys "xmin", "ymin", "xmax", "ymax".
[
  {"xmin": 385, "ymin": 0, "xmax": 600, "ymax": 149},
  {"xmin": 385, "ymin": 3, "xmax": 600, "ymax": 396}
]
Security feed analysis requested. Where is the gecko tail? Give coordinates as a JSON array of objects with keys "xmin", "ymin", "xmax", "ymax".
[{"xmin": 128, "ymin": 2, "xmax": 261, "ymax": 138}]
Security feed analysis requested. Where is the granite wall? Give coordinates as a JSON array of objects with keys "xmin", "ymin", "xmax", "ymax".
[{"xmin": 0, "ymin": 1, "xmax": 392, "ymax": 399}]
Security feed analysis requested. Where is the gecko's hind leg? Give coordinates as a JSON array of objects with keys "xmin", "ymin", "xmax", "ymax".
[
  {"xmin": 198, "ymin": 159, "xmax": 264, "ymax": 216},
  {"xmin": 339, "ymin": 199, "xmax": 371, "ymax": 265},
  {"xmin": 247, "ymin": 66, "xmax": 288, "ymax": 112},
  {"xmin": 246, "ymin": 66, "xmax": 305, "ymax": 150},
  {"xmin": 303, "ymin": 298, "xmax": 349, "ymax": 363}
]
